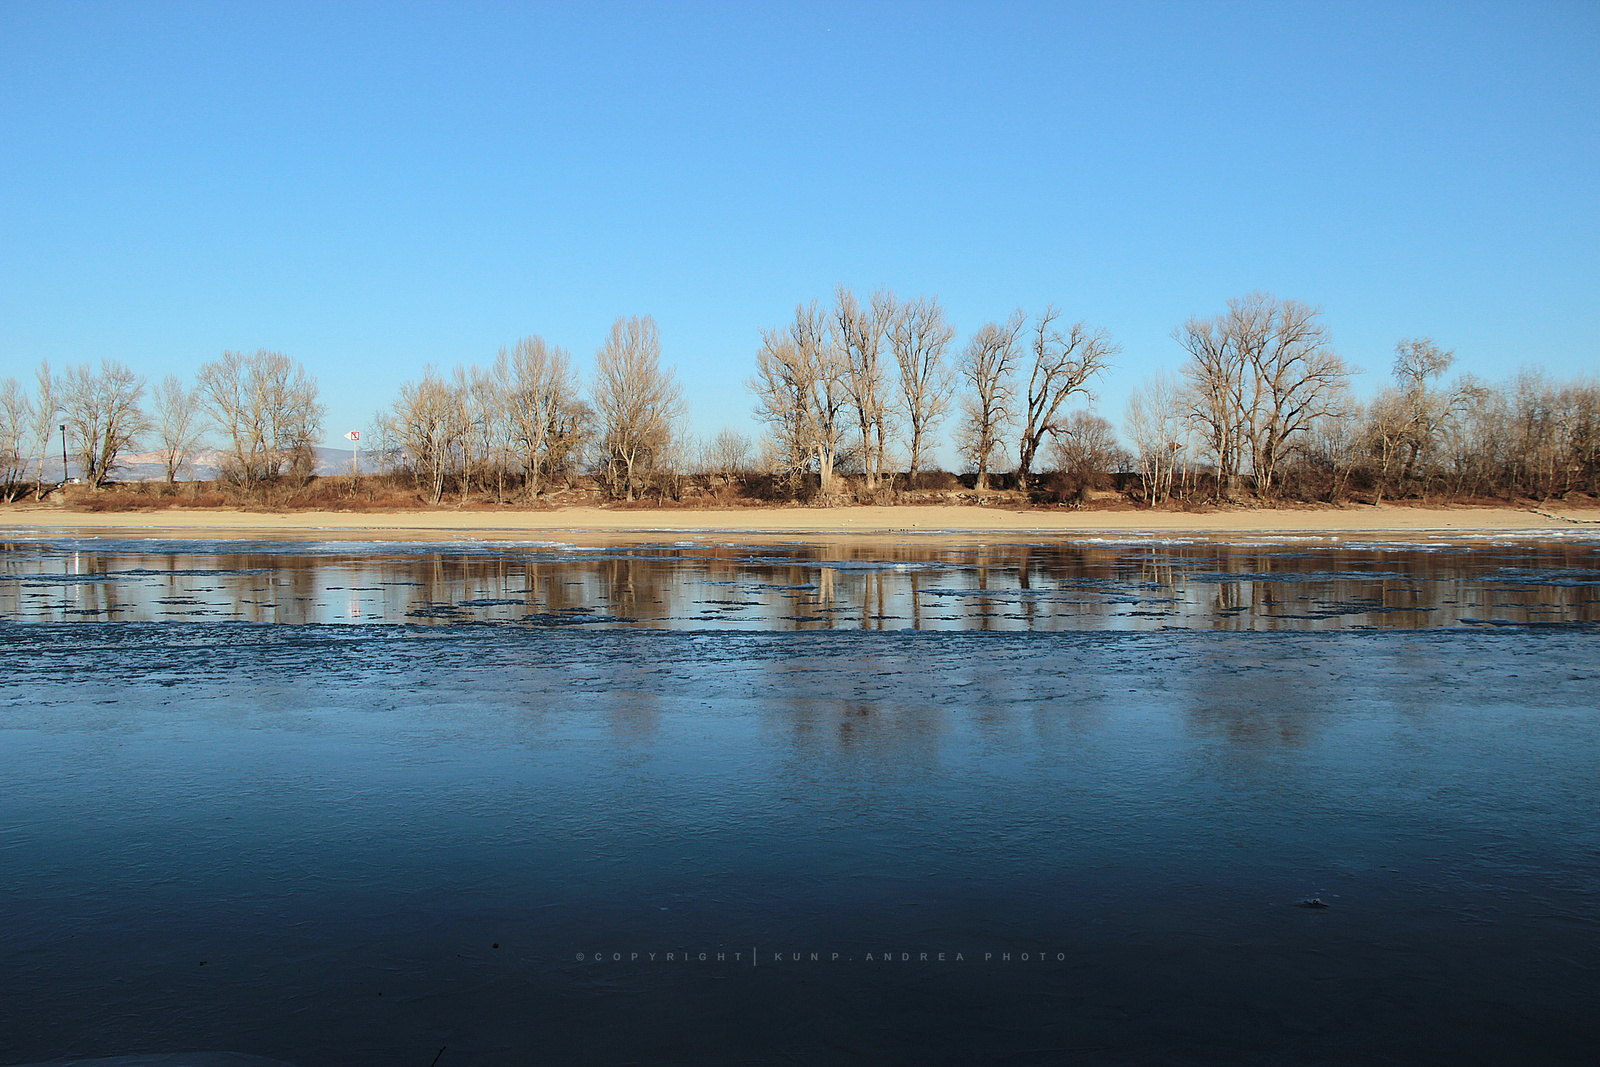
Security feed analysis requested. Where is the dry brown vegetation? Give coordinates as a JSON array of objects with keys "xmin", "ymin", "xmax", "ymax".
[{"xmin": 38, "ymin": 470, "xmax": 1594, "ymax": 518}]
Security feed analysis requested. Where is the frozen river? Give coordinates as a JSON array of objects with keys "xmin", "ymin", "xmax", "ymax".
[{"xmin": 2, "ymin": 533, "xmax": 1598, "ymax": 1065}]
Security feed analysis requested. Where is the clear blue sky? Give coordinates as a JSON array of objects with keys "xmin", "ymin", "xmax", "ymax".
[{"xmin": 3, "ymin": 1, "xmax": 1595, "ymax": 461}]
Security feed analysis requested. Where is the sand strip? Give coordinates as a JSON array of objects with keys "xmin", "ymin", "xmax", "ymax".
[{"xmin": 3, "ymin": 503, "xmax": 1597, "ymax": 541}]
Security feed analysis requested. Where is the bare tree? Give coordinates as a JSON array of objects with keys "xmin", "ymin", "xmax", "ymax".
[
  {"xmin": 592, "ymin": 315, "xmax": 686, "ymax": 501},
  {"xmin": 749, "ymin": 301, "xmax": 848, "ymax": 498},
  {"xmin": 27, "ymin": 362, "xmax": 60, "ymax": 499},
  {"xmin": 1301, "ymin": 402, "xmax": 1362, "ymax": 502},
  {"xmin": 150, "ymin": 374, "xmax": 205, "ymax": 485},
  {"xmin": 0, "ymin": 378, "xmax": 30, "ymax": 501},
  {"xmin": 545, "ymin": 396, "xmax": 593, "ymax": 490},
  {"xmin": 1351, "ymin": 354, "xmax": 1600, "ymax": 502},
  {"xmin": 503, "ymin": 335, "xmax": 586, "ymax": 499},
  {"xmin": 833, "ymin": 286, "xmax": 894, "ymax": 491},
  {"xmin": 1016, "ymin": 308, "xmax": 1118, "ymax": 489},
  {"xmin": 1176, "ymin": 309, "xmax": 1249, "ymax": 499},
  {"xmin": 1505, "ymin": 368, "xmax": 1571, "ymax": 499},
  {"xmin": 1394, "ymin": 336, "xmax": 1456, "ymax": 392},
  {"xmin": 889, "ymin": 295, "xmax": 956, "ymax": 480},
  {"xmin": 476, "ymin": 354, "xmax": 513, "ymax": 501},
  {"xmin": 1392, "ymin": 337, "xmax": 1461, "ymax": 486},
  {"xmin": 1430, "ymin": 368, "xmax": 1600, "ymax": 500},
  {"xmin": 450, "ymin": 363, "xmax": 493, "ymax": 504},
  {"xmin": 1363, "ymin": 337, "xmax": 1478, "ymax": 498},
  {"xmin": 1178, "ymin": 293, "xmax": 1351, "ymax": 499},
  {"xmin": 1362, "ymin": 387, "xmax": 1410, "ymax": 500},
  {"xmin": 195, "ymin": 350, "xmax": 326, "ymax": 491},
  {"xmin": 956, "ymin": 311, "xmax": 1025, "ymax": 490},
  {"xmin": 703, "ymin": 427, "xmax": 752, "ymax": 487},
  {"xmin": 1126, "ymin": 371, "xmax": 1188, "ymax": 504},
  {"xmin": 1238, "ymin": 295, "xmax": 1351, "ymax": 496},
  {"xmin": 1046, "ymin": 410, "xmax": 1124, "ymax": 487},
  {"xmin": 368, "ymin": 408, "xmax": 397, "ymax": 476},
  {"xmin": 61, "ymin": 360, "xmax": 149, "ymax": 489},
  {"xmin": 651, "ymin": 431, "xmax": 693, "ymax": 501},
  {"xmin": 390, "ymin": 367, "xmax": 462, "ymax": 504}
]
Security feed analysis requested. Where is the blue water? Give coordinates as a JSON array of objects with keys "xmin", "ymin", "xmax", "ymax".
[{"xmin": 1, "ymin": 536, "xmax": 1597, "ymax": 1065}]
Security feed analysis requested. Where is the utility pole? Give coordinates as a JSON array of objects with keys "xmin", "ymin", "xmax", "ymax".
[{"xmin": 58, "ymin": 424, "xmax": 68, "ymax": 486}]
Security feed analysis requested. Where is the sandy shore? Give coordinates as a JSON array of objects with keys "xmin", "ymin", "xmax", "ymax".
[{"xmin": 2, "ymin": 502, "xmax": 1596, "ymax": 541}]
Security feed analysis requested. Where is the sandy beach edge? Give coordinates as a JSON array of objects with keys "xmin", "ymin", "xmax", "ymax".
[{"xmin": 2, "ymin": 502, "xmax": 1597, "ymax": 541}]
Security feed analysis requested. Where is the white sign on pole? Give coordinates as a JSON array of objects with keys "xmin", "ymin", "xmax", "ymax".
[{"xmin": 345, "ymin": 430, "xmax": 361, "ymax": 442}]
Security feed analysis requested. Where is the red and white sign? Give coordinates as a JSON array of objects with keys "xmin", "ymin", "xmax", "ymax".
[{"xmin": 344, "ymin": 430, "xmax": 361, "ymax": 442}]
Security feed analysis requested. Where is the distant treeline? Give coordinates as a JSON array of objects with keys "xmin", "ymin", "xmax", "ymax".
[{"xmin": 3, "ymin": 288, "xmax": 1597, "ymax": 506}]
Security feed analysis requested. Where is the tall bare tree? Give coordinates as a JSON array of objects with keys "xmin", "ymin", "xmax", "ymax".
[
  {"xmin": 592, "ymin": 315, "xmax": 685, "ymax": 501},
  {"xmin": 1015, "ymin": 308, "xmax": 1118, "ymax": 489},
  {"xmin": 1126, "ymin": 371, "xmax": 1188, "ymax": 504},
  {"xmin": 1178, "ymin": 293, "xmax": 1350, "ymax": 499},
  {"xmin": 450, "ymin": 363, "xmax": 493, "ymax": 504},
  {"xmin": 1239, "ymin": 295, "xmax": 1351, "ymax": 496},
  {"xmin": 889, "ymin": 295, "xmax": 956, "ymax": 479},
  {"xmin": 26, "ymin": 362, "xmax": 60, "ymax": 499},
  {"xmin": 0, "ymin": 378, "xmax": 30, "ymax": 501},
  {"xmin": 833, "ymin": 286, "xmax": 894, "ymax": 491},
  {"xmin": 1368, "ymin": 336, "xmax": 1479, "ymax": 497},
  {"xmin": 478, "ymin": 352, "xmax": 514, "ymax": 500},
  {"xmin": 390, "ymin": 367, "xmax": 462, "ymax": 504},
  {"xmin": 956, "ymin": 311, "xmax": 1025, "ymax": 490},
  {"xmin": 61, "ymin": 360, "xmax": 149, "ymax": 488},
  {"xmin": 503, "ymin": 335, "xmax": 586, "ymax": 498},
  {"xmin": 151, "ymin": 373, "xmax": 205, "ymax": 485},
  {"xmin": 1177, "ymin": 307, "xmax": 1250, "ymax": 499},
  {"xmin": 749, "ymin": 301, "xmax": 848, "ymax": 498},
  {"xmin": 195, "ymin": 350, "xmax": 325, "ymax": 491}
]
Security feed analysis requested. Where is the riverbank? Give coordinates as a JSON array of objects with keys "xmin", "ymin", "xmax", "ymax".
[{"xmin": 2, "ymin": 501, "xmax": 1597, "ymax": 539}]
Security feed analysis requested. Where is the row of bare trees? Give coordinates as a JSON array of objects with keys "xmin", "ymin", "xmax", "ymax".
[
  {"xmin": 0, "ymin": 359, "xmax": 157, "ymax": 498},
  {"xmin": 1358, "ymin": 350, "xmax": 1599, "ymax": 502},
  {"xmin": 0, "ymin": 350, "xmax": 325, "ymax": 499},
  {"xmin": 377, "ymin": 316, "xmax": 684, "ymax": 504},
  {"xmin": 1120, "ymin": 293, "xmax": 1599, "ymax": 504},
  {"xmin": 5, "ymin": 290, "xmax": 1594, "ymax": 507},
  {"xmin": 1118, "ymin": 292, "xmax": 1355, "ymax": 503},
  {"xmin": 749, "ymin": 286, "xmax": 1117, "ymax": 498}
]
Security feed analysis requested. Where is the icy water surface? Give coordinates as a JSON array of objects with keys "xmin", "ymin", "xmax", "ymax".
[
  {"xmin": 1, "ymin": 534, "xmax": 1598, "ymax": 1066},
  {"xmin": 4, "ymin": 532, "xmax": 1600, "ymax": 628}
]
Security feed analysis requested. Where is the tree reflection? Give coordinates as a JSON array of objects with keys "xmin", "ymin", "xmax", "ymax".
[{"xmin": 1, "ymin": 537, "xmax": 1596, "ymax": 630}]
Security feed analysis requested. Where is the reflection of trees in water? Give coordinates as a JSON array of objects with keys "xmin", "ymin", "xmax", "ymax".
[
  {"xmin": 1178, "ymin": 657, "xmax": 1325, "ymax": 748},
  {"xmin": 772, "ymin": 690, "xmax": 945, "ymax": 770},
  {"xmin": 595, "ymin": 671, "xmax": 662, "ymax": 742},
  {"xmin": 597, "ymin": 558, "xmax": 640, "ymax": 616},
  {"xmin": 856, "ymin": 570, "xmax": 889, "ymax": 629},
  {"xmin": 3, "ymin": 539, "xmax": 1598, "ymax": 629},
  {"xmin": 763, "ymin": 643, "xmax": 1106, "ymax": 774}
]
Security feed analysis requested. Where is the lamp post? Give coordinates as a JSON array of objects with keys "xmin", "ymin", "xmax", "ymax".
[{"xmin": 58, "ymin": 424, "xmax": 68, "ymax": 485}]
